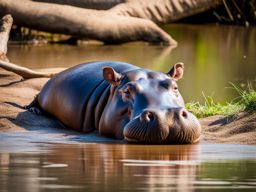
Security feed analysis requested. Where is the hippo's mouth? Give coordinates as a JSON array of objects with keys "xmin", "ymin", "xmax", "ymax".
[
  {"xmin": 124, "ymin": 136, "xmax": 140, "ymax": 143},
  {"xmin": 123, "ymin": 113, "xmax": 201, "ymax": 144},
  {"xmin": 123, "ymin": 117, "xmax": 170, "ymax": 143}
]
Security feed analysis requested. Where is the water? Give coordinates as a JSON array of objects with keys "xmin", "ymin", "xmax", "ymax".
[
  {"xmin": 7, "ymin": 24, "xmax": 256, "ymax": 102},
  {"xmin": 2, "ymin": 24, "xmax": 256, "ymax": 191},
  {"xmin": 0, "ymin": 143, "xmax": 256, "ymax": 192}
]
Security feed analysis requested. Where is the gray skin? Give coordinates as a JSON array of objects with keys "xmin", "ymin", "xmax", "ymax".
[{"xmin": 27, "ymin": 61, "xmax": 201, "ymax": 144}]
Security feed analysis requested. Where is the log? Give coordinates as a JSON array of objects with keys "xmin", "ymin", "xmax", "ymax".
[
  {"xmin": 0, "ymin": 15, "xmax": 57, "ymax": 79},
  {"xmin": 110, "ymin": 0, "xmax": 223, "ymax": 24},
  {"xmin": 0, "ymin": 14, "xmax": 12, "ymax": 62},
  {"xmin": 0, "ymin": 59, "xmax": 54, "ymax": 79},
  {"xmin": 34, "ymin": 0, "xmax": 125, "ymax": 10},
  {"xmin": 35, "ymin": 0, "xmax": 223, "ymax": 23},
  {"xmin": 0, "ymin": 0, "xmax": 176, "ymax": 45}
]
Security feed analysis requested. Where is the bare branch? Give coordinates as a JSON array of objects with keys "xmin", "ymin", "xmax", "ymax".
[
  {"xmin": 0, "ymin": 59, "xmax": 55, "ymax": 79},
  {"xmin": 0, "ymin": 14, "xmax": 13, "ymax": 61}
]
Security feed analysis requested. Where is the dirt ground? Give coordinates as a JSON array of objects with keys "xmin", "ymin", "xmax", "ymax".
[{"xmin": 0, "ymin": 68, "xmax": 255, "ymax": 145}]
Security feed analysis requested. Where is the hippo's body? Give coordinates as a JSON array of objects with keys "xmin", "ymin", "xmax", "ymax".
[
  {"xmin": 29, "ymin": 61, "xmax": 201, "ymax": 144},
  {"xmin": 38, "ymin": 61, "xmax": 138, "ymax": 133}
]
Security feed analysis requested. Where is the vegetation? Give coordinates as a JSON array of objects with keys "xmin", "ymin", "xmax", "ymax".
[
  {"xmin": 186, "ymin": 83, "xmax": 256, "ymax": 118},
  {"xmin": 213, "ymin": 0, "xmax": 256, "ymax": 26}
]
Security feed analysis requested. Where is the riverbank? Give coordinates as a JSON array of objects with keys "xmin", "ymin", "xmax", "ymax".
[{"xmin": 0, "ymin": 68, "xmax": 255, "ymax": 145}]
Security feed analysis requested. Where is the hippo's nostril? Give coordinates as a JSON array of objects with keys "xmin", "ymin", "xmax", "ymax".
[
  {"xmin": 180, "ymin": 110, "xmax": 188, "ymax": 119},
  {"xmin": 147, "ymin": 112, "xmax": 154, "ymax": 121},
  {"xmin": 140, "ymin": 111, "xmax": 155, "ymax": 123}
]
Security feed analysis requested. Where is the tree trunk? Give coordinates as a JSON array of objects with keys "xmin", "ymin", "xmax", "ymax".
[
  {"xmin": 0, "ymin": 0, "xmax": 223, "ymax": 45},
  {"xmin": 35, "ymin": 0, "xmax": 223, "ymax": 23},
  {"xmin": 0, "ymin": 14, "xmax": 12, "ymax": 62},
  {"xmin": 0, "ymin": 0, "xmax": 176, "ymax": 45},
  {"xmin": 110, "ymin": 0, "xmax": 223, "ymax": 24}
]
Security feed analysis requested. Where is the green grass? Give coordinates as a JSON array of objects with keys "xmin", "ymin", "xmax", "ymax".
[{"xmin": 186, "ymin": 83, "xmax": 256, "ymax": 118}]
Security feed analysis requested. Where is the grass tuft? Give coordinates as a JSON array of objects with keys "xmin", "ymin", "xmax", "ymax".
[
  {"xmin": 231, "ymin": 83, "xmax": 256, "ymax": 112},
  {"xmin": 186, "ymin": 83, "xmax": 256, "ymax": 118}
]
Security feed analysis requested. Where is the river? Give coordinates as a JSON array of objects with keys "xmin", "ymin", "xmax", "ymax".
[
  {"xmin": 0, "ymin": 143, "xmax": 256, "ymax": 191},
  {"xmin": 7, "ymin": 24, "xmax": 256, "ymax": 102},
  {"xmin": 1, "ymin": 24, "xmax": 256, "ymax": 191}
]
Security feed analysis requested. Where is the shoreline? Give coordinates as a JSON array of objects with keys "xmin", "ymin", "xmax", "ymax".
[{"xmin": 0, "ymin": 68, "xmax": 255, "ymax": 145}]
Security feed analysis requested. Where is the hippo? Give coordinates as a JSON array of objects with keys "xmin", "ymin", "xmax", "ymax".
[{"xmin": 27, "ymin": 61, "xmax": 201, "ymax": 144}]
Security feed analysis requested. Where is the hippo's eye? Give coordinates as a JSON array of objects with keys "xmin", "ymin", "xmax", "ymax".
[
  {"xmin": 121, "ymin": 87, "xmax": 133, "ymax": 102},
  {"xmin": 173, "ymin": 86, "xmax": 178, "ymax": 91},
  {"xmin": 123, "ymin": 89, "xmax": 131, "ymax": 95}
]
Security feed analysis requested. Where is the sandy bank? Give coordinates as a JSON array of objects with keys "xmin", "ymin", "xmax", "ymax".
[{"xmin": 0, "ymin": 68, "xmax": 255, "ymax": 145}]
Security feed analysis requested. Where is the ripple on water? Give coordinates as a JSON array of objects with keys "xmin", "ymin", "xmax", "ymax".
[
  {"xmin": 42, "ymin": 163, "xmax": 68, "ymax": 168},
  {"xmin": 121, "ymin": 159, "xmax": 200, "ymax": 166},
  {"xmin": 40, "ymin": 184, "xmax": 83, "ymax": 189}
]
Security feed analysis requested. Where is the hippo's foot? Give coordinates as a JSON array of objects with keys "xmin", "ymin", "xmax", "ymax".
[
  {"xmin": 27, "ymin": 106, "xmax": 44, "ymax": 115},
  {"xmin": 24, "ymin": 95, "xmax": 44, "ymax": 115}
]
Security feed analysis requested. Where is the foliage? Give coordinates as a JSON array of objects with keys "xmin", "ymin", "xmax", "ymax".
[
  {"xmin": 231, "ymin": 83, "xmax": 256, "ymax": 112},
  {"xmin": 186, "ymin": 83, "xmax": 256, "ymax": 118}
]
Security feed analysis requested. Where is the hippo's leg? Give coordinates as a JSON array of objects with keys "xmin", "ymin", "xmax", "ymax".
[{"xmin": 25, "ymin": 95, "xmax": 45, "ymax": 115}]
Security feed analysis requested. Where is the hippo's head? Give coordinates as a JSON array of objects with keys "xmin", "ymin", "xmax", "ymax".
[{"xmin": 99, "ymin": 63, "xmax": 201, "ymax": 144}]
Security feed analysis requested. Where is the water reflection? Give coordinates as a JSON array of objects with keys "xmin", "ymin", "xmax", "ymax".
[
  {"xmin": 7, "ymin": 25, "xmax": 256, "ymax": 102},
  {"xmin": 1, "ymin": 143, "xmax": 256, "ymax": 191}
]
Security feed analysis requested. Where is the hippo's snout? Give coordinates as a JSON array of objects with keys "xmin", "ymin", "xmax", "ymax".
[{"xmin": 124, "ymin": 108, "xmax": 201, "ymax": 144}]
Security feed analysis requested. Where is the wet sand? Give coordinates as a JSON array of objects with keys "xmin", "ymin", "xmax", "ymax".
[{"xmin": 0, "ymin": 68, "xmax": 256, "ymax": 146}]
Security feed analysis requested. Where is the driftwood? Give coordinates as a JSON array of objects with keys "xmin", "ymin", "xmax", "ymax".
[
  {"xmin": 0, "ymin": 60, "xmax": 55, "ymax": 79},
  {"xmin": 0, "ymin": 0, "xmax": 176, "ymax": 45},
  {"xmin": 110, "ymin": 0, "xmax": 223, "ymax": 24},
  {"xmin": 0, "ymin": 14, "xmax": 12, "ymax": 62},
  {"xmin": 0, "ymin": 15, "xmax": 56, "ymax": 79},
  {"xmin": 34, "ymin": 0, "xmax": 125, "ymax": 10},
  {"xmin": 35, "ymin": 0, "xmax": 223, "ymax": 23},
  {"xmin": 0, "ymin": 0, "xmax": 223, "ymax": 45}
]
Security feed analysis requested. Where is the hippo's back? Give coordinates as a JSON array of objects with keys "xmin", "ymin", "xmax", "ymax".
[{"xmin": 38, "ymin": 61, "xmax": 139, "ymax": 131}]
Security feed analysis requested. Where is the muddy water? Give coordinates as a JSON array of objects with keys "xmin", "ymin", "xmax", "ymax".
[
  {"xmin": 2, "ymin": 25, "xmax": 256, "ymax": 191},
  {"xmin": 7, "ymin": 24, "xmax": 256, "ymax": 102},
  {"xmin": 0, "ymin": 143, "xmax": 256, "ymax": 192}
]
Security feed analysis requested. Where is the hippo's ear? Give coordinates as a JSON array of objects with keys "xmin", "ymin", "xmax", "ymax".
[
  {"xmin": 167, "ymin": 62, "xmax": 184, "ymax": 81},
  {"xmin": 103, "ymin": 66, "xmax": 122, "ymax": 85}
]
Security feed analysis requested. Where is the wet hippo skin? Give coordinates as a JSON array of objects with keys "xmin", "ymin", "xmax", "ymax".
[{"xmin": 27, "ymin": 61, "xmax": 201, "ymax": 144}]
